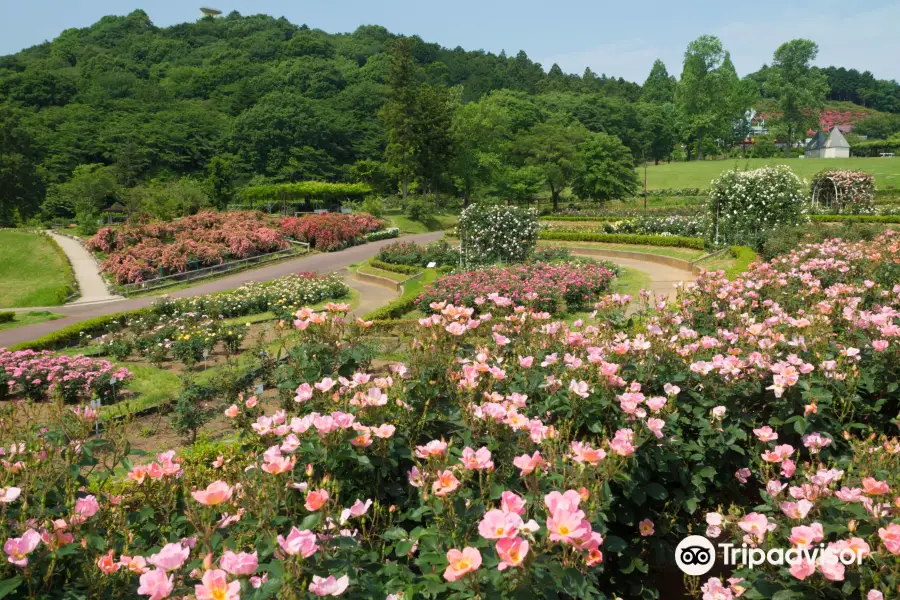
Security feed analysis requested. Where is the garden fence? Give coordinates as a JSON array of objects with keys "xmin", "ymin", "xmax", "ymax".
[{"xmin": 116, "ymin": 242, "xmax": 310, "ymax": 296}]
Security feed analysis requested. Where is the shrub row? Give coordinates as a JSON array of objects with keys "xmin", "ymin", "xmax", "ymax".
[
  {"xmin": 724, "ymin": 246, "xmax": 757, "ymax": 280},
  {"xmin": 0, "ymin": 312, "xmax": 15, "ymax": 324},
  {"xmin": 810, "ymin": 214, "xmax": 900, "ymax": 223},
  {"xmin": 364, "ymin": 227, "xmax": 400, "ymax": 242},
  {"xmin": 538, "ymin": 231, "xmax": 707, "ymax": 249},
  {"xmin": 639, "ymin": 187, "xmax": 706, "ymax": 197},
  {"xmin": 539, "ymin": 216, "xmax": 627, "ymax": 222},
  {"xmin": 369, "ymin": 260, "xmax": 420, "ymax": 275},
  {"xmin": 10, "ymin": 309, "xmax": 153, "ymax": 352},
  {"xmin": 362, "ymin": 295, "xmax": 419, "ymax": 321}
]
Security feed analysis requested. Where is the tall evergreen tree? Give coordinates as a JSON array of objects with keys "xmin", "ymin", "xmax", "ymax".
[
  {"xmin": 766, "ymin": 39, "xmax": 829, "ymax": 157},
  {"xmin": 641, "ymin": 59, "xmax": 676, "ymax": 104},
  {"xmin": 676, "ymin": 35, "xmax": 734, "ymax": 160},
  {"xmin": 379, "ymin": 37, "xmax": 419, "ymax": 203}
]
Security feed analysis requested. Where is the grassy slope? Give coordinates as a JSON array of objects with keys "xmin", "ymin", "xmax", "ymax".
[
  {"xmin": 0, "ymin": 311, "xmax": 65, "ymax": 331},
  {"xmin": 386, "ymin": 211, "xmax": 458, "ymax": 234},
  {"xmin": 611, "ymin": 266, "xmax": 653, "ymax": 297},
  {"xmin": 0, "ymin": 231, "xmax": 74, "ymax": 308},
  {"xmin": 639, "ymin": 157, "xmax": 900, "ymax": 190}
]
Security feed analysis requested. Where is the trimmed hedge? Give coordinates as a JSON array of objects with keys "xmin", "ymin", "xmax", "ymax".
[
  {"xmin": 0, "ymin": 312, "xmax": 14, "ymax": 324},
  {"xmin": 9, "ymin": 308, "xmax": 153, "ymax": 352},
  {"xmin": 539, "ymin": 216, "xmax": 630, "ymax": 222},
  {"xmin": 364, "ymin": 227, "xmax": 400, "ymax": 242},
  {"xmin": 724, "ymin": 246, "xmax": 757, "ymax": 280},
  {"xmin": 538, "ymin": 231, "xmax": 707, "ymax": 250},
  {"xmin": 362, "ymin": 295, "xmax": 418, "ymax": 321},
  {"xmin": 810, "ymin": 214, "xmax": 900, "ymax": 224},
  {"xmin": 370, "ymin": 260, "xmax": 420, "ymax": 275}
]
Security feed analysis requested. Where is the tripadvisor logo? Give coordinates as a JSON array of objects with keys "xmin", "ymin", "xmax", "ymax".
[
  {"xmin": 675, "ymin": 536, "xmax": 716, "ymax": 576},
  {"xmin": 675, "ymin": 535, "xmax": 868, "ymax": 576}
]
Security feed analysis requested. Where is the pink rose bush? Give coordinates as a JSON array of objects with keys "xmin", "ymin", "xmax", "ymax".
[
  {"xmin": 1, "ymin": 232, "xmax": 899, "ymax": 598},
  {"xmin": 281, "ymin": 213, "xmax": 385, "ymax": 252},
  {"xmin": 88, "ymin": 211, "xmax": 290, "ymax": 284},
  {"xmin": 417, "ymin": 262, "xmax": 616, "ymax": 315},
  {"xmin": 0, "ymin": 348, "xmax": 132, "ymax": 403}
]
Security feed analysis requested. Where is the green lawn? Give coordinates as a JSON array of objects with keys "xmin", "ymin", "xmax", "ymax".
[
  {"xmin": 0, "ymin": 310, "xmax": 65, "ymax": 331},
  {"xmin": 640, "ymin": 157, "xmax": 900, "ymax": 190},
  {"xmin": 103, "ymin": 364, "xmax": 184, "ymax": 418},
  {"xmin": 386, "ymin": 211, "xmax": 458, "ymax": 234},
  {"xmin": 610, "ymin": 266, "xmax": 653, "ymax": 297},
  {"xmin": 0, "ymin": 231, "xmax": 74, "ymax": 308},
  {"xmin": 358, "ymin": 261, "xmax": 414, "ymax": 283},
  {"xmin": 538, "ymin": 240, "xmax": 705, "ymax": 261}
]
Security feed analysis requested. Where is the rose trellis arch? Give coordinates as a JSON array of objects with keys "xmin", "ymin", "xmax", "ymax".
[{"xmin": 810, "ymin": 169, "xmax": 875, "ymax": 215}]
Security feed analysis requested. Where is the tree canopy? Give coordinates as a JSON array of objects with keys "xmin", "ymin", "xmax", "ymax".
[{"xmin": 0, "ymin": 10, "xmax": 890, "ymax": 223}]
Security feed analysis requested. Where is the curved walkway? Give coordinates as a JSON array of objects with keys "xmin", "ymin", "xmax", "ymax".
[
  {"xmin": 45, "ymin": 231, "xmax": 121, "ymax": 305},
  {"xmin": 573, "ymin": 251, "xmax": 696, "ymax": 302},
  {"xmin": 0, "ymin": 232, "xmax": 442, "ymax": 348}
]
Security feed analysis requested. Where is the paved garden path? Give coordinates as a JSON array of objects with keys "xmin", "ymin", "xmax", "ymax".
[
  {"xmin": 0, "ymin": 232, "xmax": 442, "ymax": 348},
  {"xmin": 573, "ymin": 252, "xmax": 696, "ymax": 302},
  {"xmin": 46, "ymin": 231, "xmax": 121, "ymax": 305}
]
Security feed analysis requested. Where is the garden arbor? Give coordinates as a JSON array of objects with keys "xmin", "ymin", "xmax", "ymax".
[
  {"xmin": 810, "ymin": 169, "xmax": 875, "ymax": 214},
  {"xmin": 240, "ymin": 182, "xmax": 372, "ymax": 215}
]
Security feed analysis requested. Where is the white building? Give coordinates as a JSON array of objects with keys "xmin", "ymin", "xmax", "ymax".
[{"xmin": 805, "ymin": 127, "xmax": 851, "ymax": 158}]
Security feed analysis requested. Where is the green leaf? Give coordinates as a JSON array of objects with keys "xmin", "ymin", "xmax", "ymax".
[
  {"xmin": 395, "ymin": 540, "xmax": 414, "ymax": 556},
  {"xmin": 793, "ymin": 417, "xmax": 808, "ymax": 435},
  {"xmin": 382, "ymin": 527, "xmax": 407, "ymax": 541},
  {"xmin": 645, "ymin": 482, "xmax": 668, "ymax": 500},
  {"xmin": 603, "ymin": 535, "xmax": 627, "ymax": 553},
  {"xmin": 0, "ymin": 577, "xmax": 23, "ymax": 599},
  {"xmin": 298, "ymin": 513, "xmax": 321, "ymax": 530},
  {"xmin": 697, "ymin": 466, "xmax": 717, "ymax": 479}
]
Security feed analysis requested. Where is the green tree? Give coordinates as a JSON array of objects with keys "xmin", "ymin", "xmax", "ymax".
[
  {"xmin": 413, "ymin": 83, "xmax": 458, "ymax": 205},
  {"xmin": 205, "ymin": 155, "xmax": 237, "ymax": 210},
  {"xmin": 491, "ymin": 164, "xmax": 544, "ymax": 204},
  {"xmin": 380, "ymin": 37, "xmax": 419, "ymax": 203},
  {"xmin": 55, "ymin": 164, "xmax": 120, "ymax": 224},
  {"xmin": 641, "ymin": 59, "xmax": 676, "ymax": 104},
  {"xmin": 450, "ymin": 95, "xmax": 512, "ymax": 206},
  {"xmin": 676, "ymin": 35, "xmax": 733, "ymax": 160},
  {"xmin": 751, "ymin": 135, "xmax": 777, "ymax": 158},
  {"xmin": 516, "ymin": 122, "xmax": 587, "ymax": 211},
  {"xmin": 0, "ymin": 106, "xmax": 44, "ymax": 226},
  {"xmin": 572, "ymin": 132, "xmax": 640, "ymax": 203},
  {"xmin": 765, "ymin": 39, "xmax": 829, "ymax": 157},
  {"xmin": 636, "ymin": 102, "xmax": 680, "ymax": 164}
]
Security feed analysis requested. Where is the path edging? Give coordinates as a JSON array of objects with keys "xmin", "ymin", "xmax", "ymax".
[{"xmin": 562, "ymin": 246, "xmax": 705, "ymax": 275}]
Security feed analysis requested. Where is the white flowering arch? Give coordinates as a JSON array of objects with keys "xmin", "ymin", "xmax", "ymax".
[
  {"xmin": 707, "ymin": 165, "xmax": 808, "ymax": 248},
  {"xmin": 458, "ymin": 204, "xmax": 539, "ymax": 267}
]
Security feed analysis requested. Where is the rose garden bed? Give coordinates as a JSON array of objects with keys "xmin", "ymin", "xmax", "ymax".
[{"xmin": 1, "ymin": 223, "xmax": 899, "ymax": 600}]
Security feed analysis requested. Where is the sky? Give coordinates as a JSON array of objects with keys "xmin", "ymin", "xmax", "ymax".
[{"xmin": 1, "ymin": 0, "xmax": 899, "ymax": 83}]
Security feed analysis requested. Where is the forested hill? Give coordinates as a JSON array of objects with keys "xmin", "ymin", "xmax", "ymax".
[
  {"xmin": 0, "ymin": 9, "xmax": 639, "ymax": 188},
  {"xmin": 3, "ymin": 9, "xmax": 900, "ymax": 227}
]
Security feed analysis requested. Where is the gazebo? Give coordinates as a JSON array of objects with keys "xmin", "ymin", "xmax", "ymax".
[{"xmin": 103, "ymin": 202, "xmax": 127, "ymax": 224}]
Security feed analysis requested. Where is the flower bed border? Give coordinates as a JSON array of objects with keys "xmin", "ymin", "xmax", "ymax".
[{"xmin": 538, "ymin": 231, "xmax": 706, "ymax": 250}]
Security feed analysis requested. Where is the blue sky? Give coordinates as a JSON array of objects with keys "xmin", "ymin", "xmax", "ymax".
[{"xmin": 1, "ymin": 0, "xmax": 898, "ymax": 82}]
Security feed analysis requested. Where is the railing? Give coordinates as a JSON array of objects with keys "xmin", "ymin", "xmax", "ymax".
[{"xmin": 116, "ymin": 242, "xmax": 310, "ymax": 296}]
